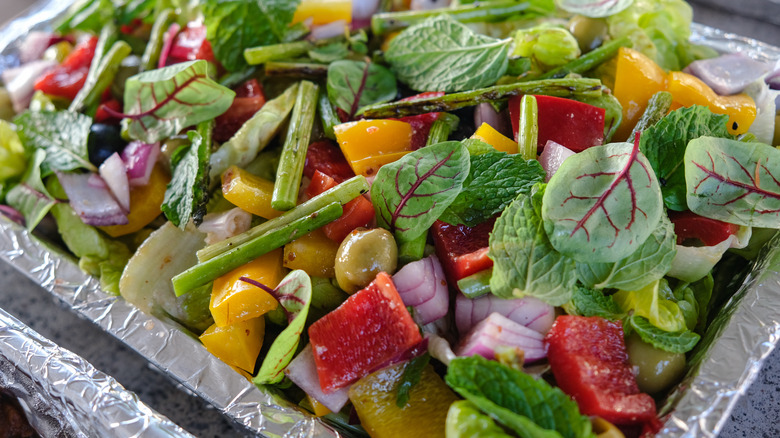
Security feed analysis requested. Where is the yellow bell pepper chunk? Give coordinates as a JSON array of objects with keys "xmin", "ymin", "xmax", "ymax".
[
  {"xmin": 349, "ymin": 361, "xmax": 459, "ymax": 438},
  {"xmin": 667, "ymin": 71, "xmax": 756, "ymax": 136},
  {"xmin": 613, "ymin": 47, "xmax": 667, "ymax": 142},
  {"xmin": 283, "ymin": 228, "xmax": 340, "ymax": 277},
  {"xmin": 472, "ymin": 122, "xmax": 519, "ymax": 154},
  {"xmin": 210, "ymin": 249, "xmax": 284, "ymax": 327},
  {"xmin": 335, "ymin": 119, "xmax": 414, "ymax": 177},
  {"xmin": 308, "ymin": 395, "xmax": 332, "ymax": 417},
  {"xmin": 292, "ymin": 0, "xmax": 352, "ymax": 25},
  {"xmin": 222, "ymin": 166, "xmax": 283, "ymax": 219},
  {"xmin": 199, "ymin": 317, "xmax": 265, "ymax": 373},
  {"xmin": 100, "ymin": 164, "xmax": 169, "ymax": 237}
]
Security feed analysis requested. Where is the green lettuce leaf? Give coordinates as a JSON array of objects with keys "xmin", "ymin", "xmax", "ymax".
[
  {"xmin": 685, "ymin": 136, "xmax": 780, "ymax": 228},
  {"xmin": 13, "ymin": 110, "xmax": 96, "ymax": 176},
  {"xmin": 371, "ymin": 141, "xmax": 470, "ymax": 243},
  {"xmin": 557, "ymin": 0, "xmax": 633, "ymax": 17},
  {"xmin": 440, "ymin": 152, "xmax": 546, "ymax": 227},
  {"xmin": 385, "ymin": 15, "xmax": 511, "ymax": 92},
  {"xmin": 162, "ymin": 128, "xmax": 210, "ymax": 229},
  {"xmin": 542, "ymin": 141, "xmax": 663, "ymax": 263},
  {"xmin": 254, "ymin": 270, "xmax": 312, "ymax": 384},
  {"xmin": 0, "ymin": 120, "xmax": 27, "ymax": 182},
  {"xmin": 489, "ymin": 185, "xmax": 577, "ymax": 306},
  {"xmin": 6, "ymin": 150, "xmax": 56, "ymax": 231},
  {"xmin": 446, "ymin": 401, "xmax": 514, "ymax": 438},
  {"xmin": 122, "ymin": 60, "xmax": 235, "ymax": 144},
  {"xmin": 640, "ymin": 105, "xmax": 734, "ymax": 211},
  {"xmin": 627, "ymin": 315, "xmax": 700, "ymax": 354},
  {"xmin": 56, "ymin": 0, "xmax": 114, "ymax": 34},
  {"xmin": 576, "ymin": 214, "xmax": 677, "ymax": 291},
  {"xmin": 613, "ymin": 278, "xmax": 687, "ymax": 332},
  {"xmin": 445, "ymin": 356, "xmax": 594, "ymax": 438},
  {"xmin": 327, "ymin": 60, "xmax": 397, "ymax": 120}
]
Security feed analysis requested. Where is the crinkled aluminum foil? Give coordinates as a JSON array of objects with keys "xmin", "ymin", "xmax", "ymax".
[
  {"xmin": 0, "ymin": 2, "xmax": 779, "ymax": 437},
  {"xmin": 0, "ymin": 307, "xmax": 194, "ymax": 437}
]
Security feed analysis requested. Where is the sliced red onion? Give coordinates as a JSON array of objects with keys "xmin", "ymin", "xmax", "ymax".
[
  {"xmin": 393, "ymin": 255, "xmax": 449, "ymax": 325},
  {"xmin": 286, "ymin": 344, "xmax": 350, "ymax": 413},
  {"xmin": 538, "ymin": 140, "xmax": 575, "ymax": 182},
  {"xmin": 0, "ymin": 205, "xmax": 25, "ymax": 226},
  {"xmin": 198, "ymin": 207, "xmax": 252, "ymax": 245},
  {"xmin": 456, "ymin": 312, "xmax": 547, "ymax": 363},
  {"xmin": 18, "ymin": 31, "xmax": 54, "ymax": 63},
  {"xmin": 455, "ymin": 292, "xmax": 555, "ymax": 336},
  {"xmin": 684, "ymin": 53, "xmax": 772, "ymax": 96},
  {"xmin": 310, "ymin": 20, "xmax": 348, "ymax": 40},
  {"xmin": 411, "ymin": 0, "xmax": 453, "ymax": 10},
  {"xmin": 99, "ymin": 153, "xmax": 130, "ymax": 211},
  {"xmin": 57, "ymin": 172, "xmax": 128, "ymax": 226},
  {"xmin": 121, "ymin": 141, "xmax": 160, "ymax": 187},
  {"xmin": 353, "ymin": 0, "xmax": 381, "ymax": 21},
  {"xmin": 158, "ymin": 22, "xmax": 181, "ymax": 69},
  {"xmin": 474, "ymin": 103, "xmax": 512, "ymax": 139},
  {"xmin": 767, "ymin": 62, "xmax": 780, "ymax": 90},
  {"xmin": 2, "ymin": 60, "xmax": 57, "ymax": 113}
]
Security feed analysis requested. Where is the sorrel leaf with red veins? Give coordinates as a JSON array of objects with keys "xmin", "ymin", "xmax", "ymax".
[
  {"xmin": 254, "ymin": 270, "xmax": 312, "ymax": 385},
  {"xmin": 371, "ymin": 141, "xmax": 470, "ymax": 243},
  {"xmin": 555, "ymin": 0, "xmax": 633, "ymax": 18},
  {"xmin": 327, "ymin": 59, "xmax": 397, "ymax": 120},
  {"xmin": 685, "ymin": 136, "xmax": 780, "ymax": 228},
  {"xmin": 542, "ymin": 141, "xmax": 663, "ymax": 263},
  {"xmin": 120, "ymin": 60, "xmax": 235, "ymax": 144}
]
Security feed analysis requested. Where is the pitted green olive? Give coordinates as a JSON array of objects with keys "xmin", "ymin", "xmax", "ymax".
[
  {"xmin": 626, "ymin": 333, "xmax": 686, "ymax": 394},
  {"xmin": 568, "ymin": 15, "xmax": 609, "ymax": 53},
  {"xmin": 335, "ymin": 228, "xmax": 398, "ymax": 294}
]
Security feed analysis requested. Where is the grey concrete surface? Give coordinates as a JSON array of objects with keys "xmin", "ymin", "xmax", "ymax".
[{"xmin": 0, "ymin": 1, "xmax": 778, "ymax": 437}]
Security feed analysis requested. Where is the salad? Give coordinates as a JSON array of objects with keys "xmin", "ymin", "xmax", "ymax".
[{"xmin": 1, "ymin": 0, "xmax": 779, "ymax": 436}]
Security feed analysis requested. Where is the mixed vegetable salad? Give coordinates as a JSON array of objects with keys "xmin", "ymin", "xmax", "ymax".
[{"xmin": 1, "ymin": 0, "xmax": 780, "ymax": 436}]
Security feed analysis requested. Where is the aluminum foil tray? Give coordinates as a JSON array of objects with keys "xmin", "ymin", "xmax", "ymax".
[
  {"xmin": 0, "ymin": 1, "xmax": 779, "ymax": 437},
  {"xmin": 0, "ymin": 307, "xmax": 194, "ymax": 437}
]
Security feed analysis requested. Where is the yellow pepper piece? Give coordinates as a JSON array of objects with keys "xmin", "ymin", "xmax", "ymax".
[
  {"xmin": 349, "ymin": 362, "xmax": 459, "ymax": 438},
  {"xmin": 199, "ymin": 317, "xmax": 265, "ymax": 373},
  {"xmin": 335, "ymin": 119, "xmax": 414, "ymax": 177},
  {"xmin": 472, "ymin": 122, "xmax": 519, "ymax": 154},
  {"xmin": 100, "ymin": 164, "xmax": 169, "ymax": 237},
  {"xmin": 210, "ymin": 249, "xmax": 284, "ymax": 327},
  {"xmin": 613, "ymin": 47, "xmax": 667, "ymax": 142},
  {"xmin": 308, "ymin": 395, "xmax": 332, "ymax": 417},
  {"xmin": 222, "ymin": 166, "xmax": 283, "ymax": 219},
  {"xmin": 283, "ymin": 228, "xmax": 340, "ymax": 277},
  {"xmin": 591, "ymin": 417, "xmax": 625, "ymax": 438},
  {"xmin": 667, "ymin": 71, "xmax": 756, "ymax": 136},
  {"xmin": 292, "ymin": 0, "xmax": 352, "ymax": 25}
]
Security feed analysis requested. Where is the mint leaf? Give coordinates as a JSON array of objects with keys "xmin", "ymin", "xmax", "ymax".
[
  {"xmin": 446, "ymin": 401, "xmax": 513, "ymax": 438},
  {"xmin": 204, "ymin": 0, "xmax": 300, "ymax": 71},
  {"xmin": 13, "ymin": 111, "xmax": 96, "ymax": 176},
  {"xmin": 569, "ymin": 287, "xmax": 624, "ymax": 320},
  {"xmin": 385, "ymin": 15, "xmax": 511, "ymax": 92},
  {"xmin": 122, "ymin": 60, "xmax": 235, "ymax": 144},
  {"xmin": 640, "ymin": 105, "xmax": 734, "ymax": 211},
  {"xmin": 162, "ymin": 129, "xmax": 210, "ymax": 229},
  {"xmin": 685, "ymin": 136, "xmax": 780, "ymax": 228},
  {"xmin": 327, "ymin": 60, "xmax": 397, "ymax": 120},
  {"xmin": 446, "ymin": 356, "xmax": 594, "ymax": 438},
  {"xmin": 462, "ymin": 138, "xmax": 496, "ymax": 156},
  {"xmin": 6, "ymin": 150, "xmax": 57, "ymax": 231},
  {"xmin": 440, "ymin": 152, "xmax": 545, "ymax": 227},
  {"xmin": 542, "ymin": 141, "xmax": 663, "ymax": 263},
  {"xmin": 576, "ymin": 214, "xmax": 677, "ymax": 291},
  {"xmin": 371, "ymin": 141, "xmax": 470, "ymax": 243},
  {"xmin": 489, "ymin": 185, "xmax": 577, "ymax": 306},
  {"xmin": 628, "ymin": 316, "xmax": 700, "ymax": 354},
  {"xmin": 254, "ymin": 270, "xmax": 312, "ymax": 384},
  {"xmin": 396, "ymin": 353, "xmax": 430, "ymax": 408}
]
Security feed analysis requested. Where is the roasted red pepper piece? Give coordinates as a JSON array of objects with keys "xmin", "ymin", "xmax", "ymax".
[
  {"xmin": 33, "ymin": 36, "xmax": 98, "ymax": 100},
  {"xmin": 214, "ymin": 78, "xmax": 266, "ymax": 142},
  {"xmin": 168, "ymin": 22, "xmax": 215, "ymax": 64},
  {"xmin": 304, "ymin": 140, "xmax": 356, "ymax": 183},
  {"xmin": 394, "ymin": 92, "xmax": 446, "ymax": 150},
  {"xmin": 431, "ymin": 219, "xmax": 495, "ymax": 287},
  {"xmin": 509, "ymin": 94, "xmax": 605, "ymax": 153},
  {"xmin": 308, "ymin": 272, "xmax": 422, "ymax": 393},
  {"xmin": 305, "ymin": 170, "xmax": 374, "ymax": 242},
  {"xmin": 546, "ymin": 315, "xmax": 657, "ymax": 426},
  {"xmin": 668, "ymin": 210, "xmax": 740, "ymax": 246},
  {"xmin": 95, "ymin": 99, "xmax": 122, "ymax": 124}
]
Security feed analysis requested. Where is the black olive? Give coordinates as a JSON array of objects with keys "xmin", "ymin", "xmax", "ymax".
[{"xmin": 88, "ymin": 123, "xmax": 127, "ymax": 166}]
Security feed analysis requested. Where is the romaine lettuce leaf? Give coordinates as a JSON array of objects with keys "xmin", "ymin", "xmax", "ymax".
[{"xmin": 613, "ymin": 278, "xmax": 687, "ymax": 332}]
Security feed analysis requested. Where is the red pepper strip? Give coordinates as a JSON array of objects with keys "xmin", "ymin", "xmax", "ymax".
[
  {"xmin": 33, "ymin": 36, "xmax": 98, "ymax": 101},
  {"xmin": 431, "ymin": 219, "xmax": 495, "ymax": 287},
  {"xmin": 668, "ymin": 210, "xmax": 740, "ymax": 246},
  {"xmin": 214, "ymin": 79, "xmax": 266, "ymax": 143},
  {"xmin": 305, "ymin": 170, "xmax": 374, "ymax": 242}
]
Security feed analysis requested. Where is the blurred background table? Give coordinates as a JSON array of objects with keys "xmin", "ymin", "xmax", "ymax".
[{"xmin": 0, "ymin": 1, "xmax": 778, "ymax": 437}]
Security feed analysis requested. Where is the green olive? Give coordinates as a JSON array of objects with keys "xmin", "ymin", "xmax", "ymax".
[
  {"xmin": 568, "ymin": 15, "xmax": 609, "ymax": 53},
  {"xmin": 0, "ymin": 88, "xmax": 14, "ymax": 121},
  {"xmin": 335, "ymin": 228, "xmax": 398, "ymax": 294},
  {"xmin": 626, "ymin": 333, "xmax": 687, "ymax": 394}
]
